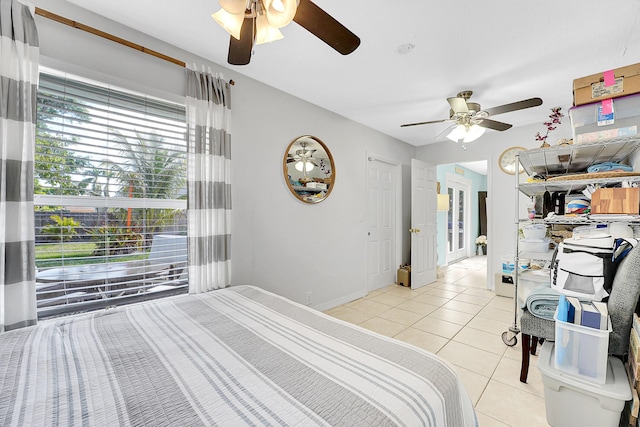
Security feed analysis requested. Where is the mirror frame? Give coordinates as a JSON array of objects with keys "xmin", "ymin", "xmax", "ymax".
[{"xmin": 283, "ymin": 135, "xmax": 335, "ymax": 204}]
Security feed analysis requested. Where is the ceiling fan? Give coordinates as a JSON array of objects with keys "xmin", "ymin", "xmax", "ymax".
[
  {"xmin": 401, "ymin": 91, "xmax": 543, "ymax": 143},
  {"xmin": 287, "ymin": 141, "xmax": 318, "ymax": 172},
  {"xmin": 212, "ymin": 0, "xmax": 361, "ymax": 65}
]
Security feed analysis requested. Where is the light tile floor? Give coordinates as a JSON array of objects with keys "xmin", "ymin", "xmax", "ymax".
[{"xmin": 324, "ymin": 256, "xmax": 550, "ymax": 427}]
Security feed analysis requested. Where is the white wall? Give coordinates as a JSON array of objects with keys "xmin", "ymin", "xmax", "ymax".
[
  {"xmin": 33, "ymin": 0, "xmax": 416, "ymax": 309},
  {"xmin": 417, "ymin": 122, "xmax": 573, "ymax": 288}
]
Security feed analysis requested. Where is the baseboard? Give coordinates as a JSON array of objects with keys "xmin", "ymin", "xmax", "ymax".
[{"xmin": 313, "ymin": 289, "xmax": 367, "ymax": 312}]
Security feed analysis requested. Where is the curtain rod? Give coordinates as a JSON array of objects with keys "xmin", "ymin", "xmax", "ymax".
[{"xmin": 34, "ymin": 7, "xmax": 235, "ymax": 85}]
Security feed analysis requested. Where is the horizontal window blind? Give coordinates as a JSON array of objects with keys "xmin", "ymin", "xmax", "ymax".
[{"xmin": 35, "ymin": 72, "xmax": 188, "ymax": 319}]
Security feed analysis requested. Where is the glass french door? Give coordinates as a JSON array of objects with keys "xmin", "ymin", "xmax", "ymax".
[{"xmin": 446, "ymin": 178, "xmax": 470, "ymax": 264}]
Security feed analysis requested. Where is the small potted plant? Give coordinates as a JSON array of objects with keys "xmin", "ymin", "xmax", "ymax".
[{"xmin": 475, "ymin": 235, "xmax": 487, "ymax": 255}]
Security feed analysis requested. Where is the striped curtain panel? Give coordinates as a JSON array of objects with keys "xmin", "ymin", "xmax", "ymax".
[
  {"xmin": 185, "ymin": 69, "xmax": 232, "ymax": 293},
  {"xmin": 0, "ymin": 0, "xmax": 39, "ymax": 332}
]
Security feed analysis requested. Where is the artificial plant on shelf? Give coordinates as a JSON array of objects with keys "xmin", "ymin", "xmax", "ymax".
[
  {"xmin": 535, "ymin": 107, "xmax": 565, "ymax": 148},
  {"xmin": 319, "ymin": 159, "xmax": 332, "ymax": 184}
]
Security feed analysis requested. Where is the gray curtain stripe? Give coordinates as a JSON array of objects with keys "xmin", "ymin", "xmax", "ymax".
[
  {"xmin": 1, "ymin": 0, "xmax": 38, "ymax": 333},
  {"xmin": 4, "ymin": 159, "xmax": 33, "ymax": 202},
  {"xmin": 0, "ymin": 0, "xmax": 38, "ymax": 45},
  {"xmin": 189, "ymin": 181, "xmax": 231, "ymax": 210},
  {"xmin": 4, "ymin": 240, "xmax": 35, "ymax": 284},
  {"xmin": 193, "ymin": 125, "xmax": 231, "ymax": 158},
  {"xmin": 185, "ymin": 69, "xmax": 232, "ymax": 109},
  {"xmin": 0, "ymin": 78, "xmax": 37, "ymax": 123},
  {"xmin": 189, "ymin": 235, "xmax": 231, "ymax": 265}
]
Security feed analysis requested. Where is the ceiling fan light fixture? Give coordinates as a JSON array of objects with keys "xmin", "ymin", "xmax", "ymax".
[
  {"xmin": 445, "ymin": 124, "xmax": 485, "ymax": 143},
  {"xmin": 295, "ymin": 161, "xmax": 314, "ymax": 172},
  {"xmin": 255, "ymin": 13, "xmax": 285, "ymax": 44},
  {"xmin": 446, "ymin": 124, "xmax": 466, "ymax": 142},
  {"xmin": 219, "ymin": 0, "xmax": 248, "ymax": 14},
  {"xmin": 212, "ymin": 8, "xmax": 245, "ymax": 40},
  {"xmin": 264, "ymin": 0, "xmax": 298, "ymax": 28},
  {"xmin": 463, "ymin": 124, "xmax": 486, "ymax": 142}
]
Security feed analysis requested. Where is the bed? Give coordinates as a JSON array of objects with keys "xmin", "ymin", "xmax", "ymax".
[{"xmin": 0, "ymin": 285, "xmax": 478, "ymax": 426}]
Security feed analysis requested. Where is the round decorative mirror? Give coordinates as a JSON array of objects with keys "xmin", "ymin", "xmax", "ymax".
[{"xmin": 283, "ymin": 135, "xmax": 335, "ymax": 203}]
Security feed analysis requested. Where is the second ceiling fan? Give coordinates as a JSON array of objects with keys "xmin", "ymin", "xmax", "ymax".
[
  {"xmin": 213, "ymin": 0, "xmax": 360, "ymax": 65},
  {"xmin": 401, "ymin": 91, "xmax": 543, "ymax": 143}
]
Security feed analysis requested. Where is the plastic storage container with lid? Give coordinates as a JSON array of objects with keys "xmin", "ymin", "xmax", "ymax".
[
  {"xmin": 569, "ymin": 92, "xmax": 640, "ymax": 143},
  {"xmin": 538, "ymin": 341, "xmax": 631, "ymax": 427}
]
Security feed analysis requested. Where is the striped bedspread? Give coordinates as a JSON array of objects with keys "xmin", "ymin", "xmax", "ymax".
[{"xmin": 0, "ymin": 285, "xmax": 477, "ymax": 426}]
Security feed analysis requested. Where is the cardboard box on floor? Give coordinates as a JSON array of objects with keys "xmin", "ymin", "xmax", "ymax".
[
  {"xmin": 573, "ymin": 62, "xmax": 640, "ymax": 106},
  {"xmin": 397, "ymin": 265, "xmax": 411, "ymax": 287}
]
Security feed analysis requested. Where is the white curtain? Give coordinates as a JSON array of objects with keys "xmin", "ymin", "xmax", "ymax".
[
  {"xmin": 185, "ymin": 68, "xmax": 232, "ymax": 293},
  {"xmin": 0, "ymin": 0, "xmax": 39, "ymax": 331}
]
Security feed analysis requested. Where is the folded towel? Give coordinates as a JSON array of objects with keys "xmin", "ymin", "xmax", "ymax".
[
  {"xmin": 522, "ymin": 285, "xmax": 592, "ymax": 321},
  {"xmin": 522, "ymin": 286, "xmax": 561, "ymax": 320},
  {"xmin": 587, "ymin": 162, "xmax": 633, "ymax": 173}
]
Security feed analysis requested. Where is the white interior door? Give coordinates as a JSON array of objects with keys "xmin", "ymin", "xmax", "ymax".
[
  {"xmin": 446, "ymin": 174, "xmax": 471, "ymax": 264},
  {"xmin": 411, "ymin": 159, "xmax": 436, "ymax": 289},
  {"xmin": 366, "ymin": 158, "xmax": 397, "ymax": 291}
]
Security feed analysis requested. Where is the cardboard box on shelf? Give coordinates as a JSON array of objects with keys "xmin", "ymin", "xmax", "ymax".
[
  {"xmin": 573, "ymin": 62, "xmax": 640, "ymax": 106},
  {"xmin": 591, "ymin": 188, "xmax": 640, "ymax": 215},
  {"xmin": 397, "ymin": 265, "xmax": 411, "ymax": 287}
]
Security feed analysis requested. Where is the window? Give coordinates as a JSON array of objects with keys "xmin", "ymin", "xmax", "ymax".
[{"xmin": 35, "ymin": 71, "xmax": 188, "ymax": 319}]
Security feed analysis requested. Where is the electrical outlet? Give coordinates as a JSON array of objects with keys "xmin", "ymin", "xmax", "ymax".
[{"xmin": 305, "ymin": 292, "xmax": 312, "ymax": 306}]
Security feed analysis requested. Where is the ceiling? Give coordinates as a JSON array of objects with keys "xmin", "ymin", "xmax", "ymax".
[{"xmin": 62, "ymin": 0, "xmax": 640, "ymax": 147}]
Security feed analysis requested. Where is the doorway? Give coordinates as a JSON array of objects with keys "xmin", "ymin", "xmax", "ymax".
[
  {"xmin": 436, "ymin": 162, "xmax": 488, "ymax": 269},
  {"xmin": 446, "ymin": 173, "xmax": 471, "ymax": 264}
]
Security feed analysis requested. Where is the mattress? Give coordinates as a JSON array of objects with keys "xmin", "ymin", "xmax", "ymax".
[{"xmin": 0, "ymin": 285, "xmax": 477, "ymax": 426}]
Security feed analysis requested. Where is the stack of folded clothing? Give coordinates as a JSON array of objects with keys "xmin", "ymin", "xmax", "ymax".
[{"xmin": 587, "ymin": 162, "xmax": 633, "ymax": 173}]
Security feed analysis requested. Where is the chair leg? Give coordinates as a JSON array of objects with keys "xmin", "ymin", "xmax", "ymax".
[
  {"xmin": 520, "ymin": 333, "xmax": 531, "ymax": 383},
  {"xmin": 530, "ymin": 336, "xmax": 539, "ymax": 355}
]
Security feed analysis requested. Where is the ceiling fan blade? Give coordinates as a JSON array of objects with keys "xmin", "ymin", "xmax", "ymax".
[
  {"xmin": 483, "ymin": 97, "xmax": 543, "ymax": 117},
  {"xmin": 293, "ymin": 0, "xmax": 360, "ymax": 55},
  {"xmin": 447, "ymin": 97, "xmax": 469, "ymax": 114},
  {"xmin": 478, "ymin": 118, "xmax": 512, "ymax": 131},
  {"xmin": 401, "ymin": 119, "xmax": 449, "ymax": 128},
  {"xmin": 227, "ymin": 16, "xmax": 254, "ymax": 66}
]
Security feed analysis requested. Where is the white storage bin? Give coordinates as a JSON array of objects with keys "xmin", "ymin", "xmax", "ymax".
[
  {"xmin": 522, "ymin": 223, "xmax": 547, "ymax": 240},
  {"xmin": 520, "ymin": 237, "xmax": 553, "ymax": 253},
  {"xmin": 570, "ymin": 93, "xmax": 640, "ymax": 144},
  {"xmin": 538, "ymin": 341, "xmax": 631, "ymax": 427},
  {"xmin": 554, "ymin": 310, "xmax": 611, "ymax": 384}
]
